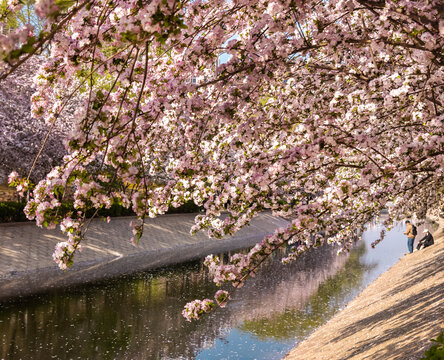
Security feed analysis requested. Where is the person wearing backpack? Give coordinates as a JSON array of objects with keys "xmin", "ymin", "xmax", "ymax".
[{"xmin": 403, "ymin": 220, "xmax": 417, "ymax": 254}]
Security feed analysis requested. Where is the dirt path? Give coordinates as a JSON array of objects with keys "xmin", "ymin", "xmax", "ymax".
[{"xmin": 285, "ymin": 221, "xmax": 444, "ymax": 360}]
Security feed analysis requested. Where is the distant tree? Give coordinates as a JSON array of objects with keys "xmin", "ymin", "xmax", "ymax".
[
  {"xmin": 0, "ymin": 1, "xmax": 64, "ymax": 184},
  {"xmin": 0, "ymin": 56, "xmax": 67, "ymax": 184},
  {"xmin": 1, "ymin": 0, "xmax": 443, "ymax": 319}
]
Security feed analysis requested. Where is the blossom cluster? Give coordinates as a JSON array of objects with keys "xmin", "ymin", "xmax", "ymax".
[
  {"xmin": 0, "ymin": 24, "xmax": 33, "ymax": 70},
  {"xmin": 34, "ymin": 0, "xmax": 59, "ymax": 19},
  {"xmin": 182, "ymin": 298, "xmax": 215, "ymax": 322},
  {"xmin": 204, "ymin": 226, "xmax": 296, "ymax": 285},
  {"xmin": 53, "ymin": 234, "xmax": 82, "ymax": 270},
  {"xmin": 7, "ymin": 171, "xmax": 30, "ymax": 197},
  {"xmin": 182, "ymin": 289, "xmax": 230, "ymax": 321}
]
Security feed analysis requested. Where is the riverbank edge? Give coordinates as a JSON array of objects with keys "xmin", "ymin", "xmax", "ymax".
[
  {"xmin": 284, "ymin": 217, "xmax": 444, "ymax": 360},
  {"xmin": 0, "ymin": 213, "xmax": 289, "ymax": 302}
]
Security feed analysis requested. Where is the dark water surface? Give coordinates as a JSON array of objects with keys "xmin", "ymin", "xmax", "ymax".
[{"xmin": 1, "ymin": 221, "xmax": 415, "ymax": 359}]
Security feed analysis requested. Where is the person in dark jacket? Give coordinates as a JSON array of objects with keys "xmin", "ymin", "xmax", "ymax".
[{"xmin": 416, "ymin": 229, "xmax": 434, "ymax": 250}]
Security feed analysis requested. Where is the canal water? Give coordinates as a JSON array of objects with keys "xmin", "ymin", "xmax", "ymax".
[{"xmin": 0, "ymin": 221, "xmax": 422, "ymax": 359}]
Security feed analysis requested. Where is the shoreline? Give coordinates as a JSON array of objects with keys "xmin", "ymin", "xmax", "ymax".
[
  {"xmin": 0, "ymin": 212, "xmax": 289, "ymax": 302},
  {"xmin": 284, "ymin": 217, "xmax": 444, "ymax": 360}
]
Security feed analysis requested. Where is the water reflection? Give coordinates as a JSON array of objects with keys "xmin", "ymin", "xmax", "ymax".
[
  {"xmin": 238, "ymin": 244, "xmax": 372, "ymax": 341},
  {"xmin": 1, "ymin": 222, "xmax": 410, "ymax": 360}
]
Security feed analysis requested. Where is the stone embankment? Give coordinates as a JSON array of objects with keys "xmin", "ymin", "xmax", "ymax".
[
  {"xmin": 0, "ymin": 212, "xmax": 288, "ymax": 301},
  {"xmin": 285, "ymin": 217, "xmax": 444, "ymax": 360},
  {"xmin": 0, "ymin": 183, "xmax": 18, "ymax": 202}
]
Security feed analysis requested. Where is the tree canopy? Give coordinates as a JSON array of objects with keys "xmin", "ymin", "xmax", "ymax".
[{"xmin": 1, "ymin": 0, "xmax": 443, "ymax": 319}]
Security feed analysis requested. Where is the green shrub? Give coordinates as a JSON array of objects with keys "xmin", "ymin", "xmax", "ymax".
[
  {"xmin": 0, "ymin": 202, "xmax": 28, "ymax": 222},
  {"xmin": 166, "ymin": 201, "xmax": 202, "ymax": 214},
  {"xmin": 421, "ymin": 332, "xmax": 444, "ymax": 360},
  {"xmin": 0, "ymin": 200, "xmax": 202, "ymax": 223}
]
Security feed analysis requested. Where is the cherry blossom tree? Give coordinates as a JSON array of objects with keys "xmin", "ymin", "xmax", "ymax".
[
  {"xmin": 1, "ymin": 0, "xmax": 443, "ymax": 319},
  {"xmin": 0, "ymin": 56, "xmax": 68, "ymax": 185}
]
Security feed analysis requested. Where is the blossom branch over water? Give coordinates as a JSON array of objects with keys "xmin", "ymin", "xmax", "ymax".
[{"xmin": 1, "ymin": 0, "xmax": 443, "ymax": 318}]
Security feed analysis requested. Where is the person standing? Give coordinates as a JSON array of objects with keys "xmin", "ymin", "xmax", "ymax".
[
  {"xmin": 416, "ymin": 229, "xmax": 434, "ymax": 250},
  {"xmin": 403, "ymin": 220, "xmax": 416, "ymax": 254}
]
